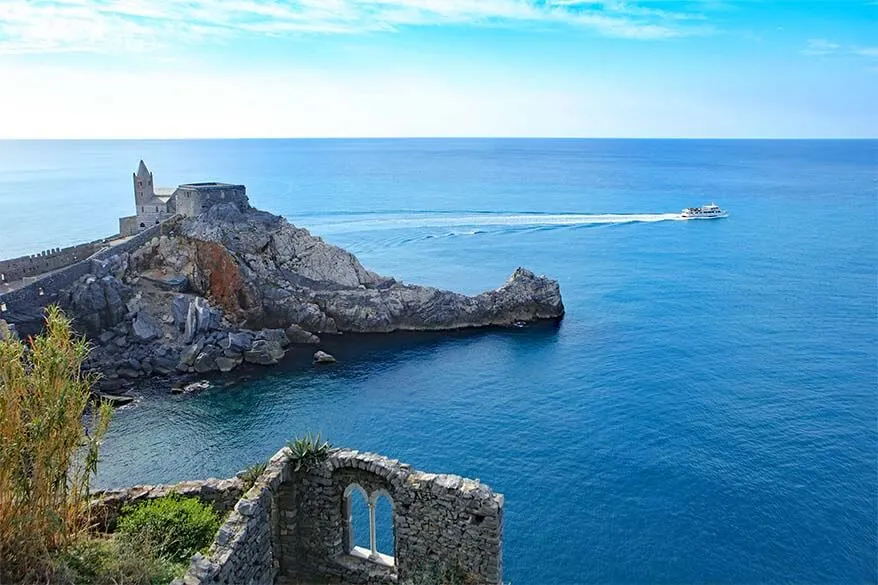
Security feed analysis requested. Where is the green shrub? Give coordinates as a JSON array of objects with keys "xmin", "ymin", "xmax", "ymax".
[
  {"xmin": 406, "ymin": 562, "xmax": 480, "ymax": 585},
  {"xmin": 116, "ymin": 495, "xmax": 221, "ymax": 563},
  {"xmin": 0, "ymin": 306, "xmax": 113, "ymax": 583},
  {"xmin": 286, "ymin": 433, "xmax": 331, "ymax": 472},
  {"xmin": 54, "ymin": 535, "xmax": 186, "ymax": 585}
]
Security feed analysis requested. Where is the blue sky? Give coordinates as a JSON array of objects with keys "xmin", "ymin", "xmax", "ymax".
[{"xmin": 0, "ymin": 0, "xmax": 875, "ymax": 138}]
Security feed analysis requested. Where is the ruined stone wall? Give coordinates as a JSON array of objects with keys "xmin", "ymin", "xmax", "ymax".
[
  {"xmin": 281, "ymin": 449, "xmax": 504, "ymax": 585},
  {"xmin": 177, "ymin": 447, "xmax": 504, "ymax": 585},
  {"xmin": 0, "ymin": 241, "xmax": 103, "ymax": 283},
  {"xmin": 175, "ymin": 449, "xmax": 289, "ymax": 585},
  {"xmin": 90, "ymin": 477, "xmax": 245, "ymax": 533}
]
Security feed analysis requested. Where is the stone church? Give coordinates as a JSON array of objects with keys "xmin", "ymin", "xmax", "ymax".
[{"xmin": 119, "ymin": 160, "xmax": 248, "ymax": 236}]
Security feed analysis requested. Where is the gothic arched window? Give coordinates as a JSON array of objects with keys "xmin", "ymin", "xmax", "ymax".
[{"xmin": 343, "ymin": 483, "xmax": 395, "ymax": 567}]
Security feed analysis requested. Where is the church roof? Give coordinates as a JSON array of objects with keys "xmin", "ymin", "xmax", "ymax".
[
  {"xmin": 154, "ymin": 187, "xmax": 175, "ymax": 196},
  {"xmin": 136, "ymin": 160, "xmax": 150, "ymax": 177}
]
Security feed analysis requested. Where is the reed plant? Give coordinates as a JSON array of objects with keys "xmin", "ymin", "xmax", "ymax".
[{"xmin": 0, "ymin": 306, "xmax": 113, "ymax": 583}]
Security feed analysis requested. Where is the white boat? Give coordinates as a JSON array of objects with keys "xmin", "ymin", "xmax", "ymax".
[{"xmin": 681, "ymin": 203, "xmax": 728, "ymax": 219}]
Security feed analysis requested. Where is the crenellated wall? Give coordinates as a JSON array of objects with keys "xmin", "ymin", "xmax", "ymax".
[
  {"xmin": 173, "ymin": 446, "xmax": 504, "ymax": 585},
  {"xmin": 0, "ymin": 219, "xmax": 175, "ymax": 335},
  {"xmin": 0, "ymin": 241, "xmax": 104, "ymax": 283}
]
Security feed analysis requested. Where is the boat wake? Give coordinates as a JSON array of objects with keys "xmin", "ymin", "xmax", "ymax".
[{"xmin": 301, "ymin": 211, "xmax": 684, "ymax": 235}]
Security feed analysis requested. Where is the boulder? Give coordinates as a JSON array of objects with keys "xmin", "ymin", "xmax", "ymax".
[
  {"xmin": 215, "ymin": 355, "xmax": 243, "ymax": 373},
  {"xmin": 61, "ymin": 275, "xmax": 131, "ymax": 338},
  {"xmin": 222, "ymin": 331, "xmax": 254, "ymax": 353},
  {"xmin": 243, "ymin": 339, "xmax": 285, "ymax": 365},
  {"xmin": 313, "ymin": 351, "xmax": 336, "ymax": 364},
  {"xmin": 193, "ymin": 349, "xmax": 219, "ymax": 374},
  {"xmin": 179, "ymin": 341, "xmax": 204, "ymax": 368},
  {"xmin": 184, "ymin": 297, "xmax": 222, "ymax": 343},
  {"xmin": 132, "ymin": 312, "xmax": 161, "ymax": 341},
  {"xmin": 171, "ymin": 295, "xmax": 190, "ymax": 330},
  {"xmin": 256, "ymin": 328, "xmax": 291, "ymax": 349},
  {"xmin": 285, "ymin": 324, "xmax": 320, "ymax": 345}
]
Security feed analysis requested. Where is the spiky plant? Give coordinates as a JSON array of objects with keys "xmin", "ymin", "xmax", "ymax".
[{"xmin": 285, "ymin": 433, "xmax": 331, "ymax": 472}]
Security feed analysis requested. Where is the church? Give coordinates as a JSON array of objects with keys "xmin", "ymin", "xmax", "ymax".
[{"xmin": 119, "ymin": 160, "xmax": 248, "ymax": 236}]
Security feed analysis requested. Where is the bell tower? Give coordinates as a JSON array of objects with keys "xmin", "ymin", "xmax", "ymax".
[{"xmin": 133, "ymin": 160, "xmax": 155, "ymax": 205}]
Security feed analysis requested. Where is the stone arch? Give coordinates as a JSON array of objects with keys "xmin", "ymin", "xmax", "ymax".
[
  {"xmin": 343, "ymin": 483, "xmax": 370, "ymax": 553},
  {"xmin": 370, "ymin": 489, "xmax": 395, "ymax": 560},
  {"xmin": 342, "ymin": 482, "xmax": 395, "ymax": 566}
]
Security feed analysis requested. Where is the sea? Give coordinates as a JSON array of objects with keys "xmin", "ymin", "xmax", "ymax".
[{"xmin": 0, "ymin": 139, "xmax": 876, "ymax": 584}]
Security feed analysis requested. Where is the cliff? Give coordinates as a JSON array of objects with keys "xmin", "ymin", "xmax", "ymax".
[{"xmin": 53, "ymin": 204, "xmax": 563, "ymax": 388}]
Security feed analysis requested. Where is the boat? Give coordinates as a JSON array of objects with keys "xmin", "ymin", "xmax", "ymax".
[{"xmin": 681, "ymin": 203, "xmax": 728, "ymax": 219}]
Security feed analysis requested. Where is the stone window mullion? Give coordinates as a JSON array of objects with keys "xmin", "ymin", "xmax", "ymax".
[{"xmin": 368, "ymin": 497, "xmax": 378, "ymax": 560}]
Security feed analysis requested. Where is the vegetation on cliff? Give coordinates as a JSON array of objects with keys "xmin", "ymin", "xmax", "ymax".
[
  {"xmin": 0, "ymin": 306, "xmax": 112, "ymax": 582},
  {"xmin": 0, "ymin": 307, "xmax": 221, "ymax": 584}
]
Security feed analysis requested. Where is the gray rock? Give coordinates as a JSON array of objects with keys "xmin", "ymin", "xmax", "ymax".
[
  {"xmin": 285, "ymin": 324, "xmax": 320, "ymax": 345},
  {"xmin": 313, "ymin": 351, "xmax": 336, "ymax": 364},
  {"xmin": 0, "ymin": 319, "xmax": 19, "ymax": 341},
  {"xmin": 171, "ymin": 295, "xmax": 190, "ymax": 330},
  {"xmin": 184, "ymin": 297, "xmax": 221, "ymax": 343},
  {"xmin": 257, "ymin": 328, "xmax": 290, "ymax": 349},
  {"xmin": 61, "ymin": 275, "xmax": 131, "ymax": 338},
  {"xmin": 222, "ymin": 331, "xmax": 253, "ymax": 352},
  {"xmin": 154, "ymin": 356, "xmax": 178, "ymax": 375},
  {"xmin": 193, "ymin": 350, "xmax": 218, "ymax": 374},
  {"xmin": 243, "ymin": 339, "xmax": 285, "ymax": 365},
  {"xmin": 98, "ymin": 330, "xmax": 116, "ymax": 344},
  {"xmin": 215, "ymin": 355, "xmax": 243, "ymax": 373},
  {"xmin": 132, "ymin": 312, "xmax": 162, "ymax": 341},
  {"xmin": 180, "ymin": 341, "xmax": 204, "ymax": 367}
]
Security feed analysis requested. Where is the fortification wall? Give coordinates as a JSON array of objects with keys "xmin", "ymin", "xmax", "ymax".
[
  {"xmin": 177, "ymin": 447, "xmax": 503, "ymax": 585},
  {"xmin": 0, "ymin": 220, "xmax": 173, "ymax": 334},
  {"xmin": 0, "ymin": 241, "xmax": 103, "ymax": 283},
  {"xmin": 174, "ymin": 186, "xmax": 248, "ymax": 218}
]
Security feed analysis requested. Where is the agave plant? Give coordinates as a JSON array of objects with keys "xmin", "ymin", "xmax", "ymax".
[
  {"xmin": 286, "ymin": 433, "xmax": 332, "ymax": 472},
  {"xmin": 240, "ymin": 460, "xmax": 268, "ymax": 490}
]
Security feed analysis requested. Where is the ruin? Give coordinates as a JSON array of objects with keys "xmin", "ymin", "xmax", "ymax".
[{"xmin": 93, "ymin": 447, "xmax": 504, "ymax": 585}]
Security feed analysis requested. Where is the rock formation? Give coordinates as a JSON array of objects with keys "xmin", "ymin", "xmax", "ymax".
[{"xmin": 50, "ymin": 204, "xmax": 563, "ymax": 388}]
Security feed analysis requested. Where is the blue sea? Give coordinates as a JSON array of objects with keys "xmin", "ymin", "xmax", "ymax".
[{"xmin": 1, "ymin": 139, "xmax": 876, "ymax": 584}]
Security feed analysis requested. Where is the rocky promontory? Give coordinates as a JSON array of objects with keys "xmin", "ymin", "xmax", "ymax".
[{"xmin": 47, "ymin": 203, "xmax": 563, "ymax": 389}]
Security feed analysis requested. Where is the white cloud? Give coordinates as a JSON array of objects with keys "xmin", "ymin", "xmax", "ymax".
[
  {"xmin": 802, "ymin": 39, "xmax": 878, "ymax": 64},
  {"xmin": 802, "ymin": 38, "xmax": 841, "ymax": 56},
  {"xmin": 0, "ymin": 0, "xmax": 709, "ymax": 54}
]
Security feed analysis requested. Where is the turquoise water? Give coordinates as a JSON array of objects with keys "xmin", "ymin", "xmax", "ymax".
[{"xmin": 1, "ymin": 139, "xmax": 876, "ymax": 584}]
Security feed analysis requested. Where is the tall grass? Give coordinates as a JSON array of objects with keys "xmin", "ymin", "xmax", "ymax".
[{"xmin": 0, "ymin": 306, "xmax": 113, "ymax": 583}]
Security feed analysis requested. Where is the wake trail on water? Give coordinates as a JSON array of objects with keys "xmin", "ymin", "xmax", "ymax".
[{"xmin": 303, "ymin": 212, "xmax": 685, "ymax": 235}]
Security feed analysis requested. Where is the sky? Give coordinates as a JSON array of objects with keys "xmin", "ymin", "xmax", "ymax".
[{"xmin": 0, "ymin": 0, "xmax": 876, "ymax": 138}]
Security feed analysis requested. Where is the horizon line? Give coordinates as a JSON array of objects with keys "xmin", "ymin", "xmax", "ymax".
[{"xmin": 2, "ymin": 136, "xmax": 877, "ymax": 141}]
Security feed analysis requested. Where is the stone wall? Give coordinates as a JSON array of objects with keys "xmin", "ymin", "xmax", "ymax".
[
  {"xmin": 0, "ymin": 220, "xmax": 173, "ymax": 335},
  {"xmin": 177, "ymin": 447, "xmax": 504, "ymax": 585},
  {"xmin": 90, "ymin": 477, "xmax": 245, "ymax": 533},
  {"xmin": 173, "ymin": 185, "xmax": 248, "ymax": 218},
  {"xmin": 174, "ymin": 448, "xmax": 289, "ymax": 585},
  {"xmin": 0, "ymin": 240, "xmax": 103, "ymax": 283}
]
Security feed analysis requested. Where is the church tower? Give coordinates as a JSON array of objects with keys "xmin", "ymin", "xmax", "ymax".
[{"xmin": 133, "ymin": 160, "xmax": 155, "ymax": 206}]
